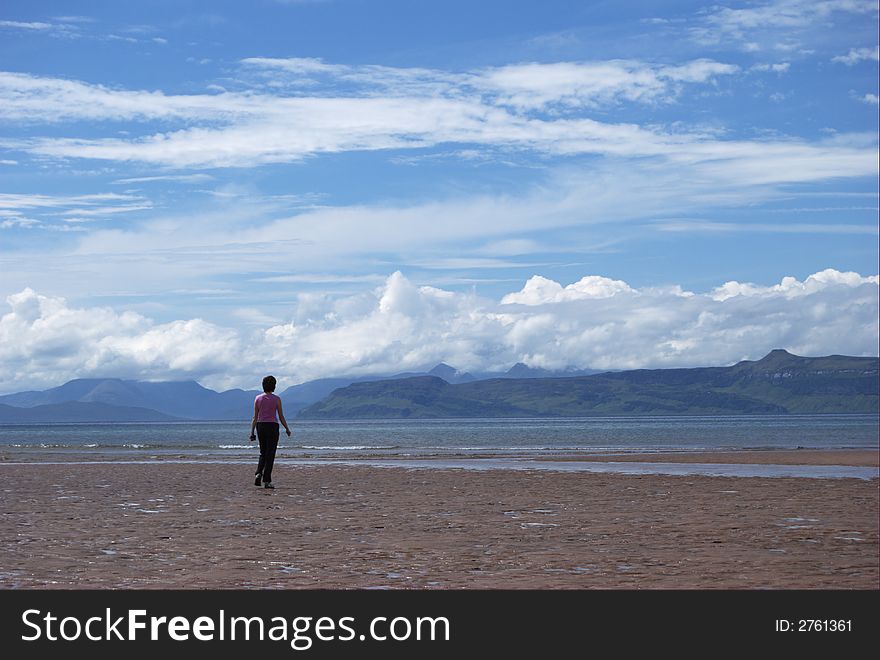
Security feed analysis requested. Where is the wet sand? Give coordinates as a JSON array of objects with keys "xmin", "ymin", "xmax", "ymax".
[
  {"xmin": 543, "ymin": 448, "xmax": 879, "ymax": 466},
  {"xmin": 0, "ymin": 451, "xmax": 877, "ymax": 589}
]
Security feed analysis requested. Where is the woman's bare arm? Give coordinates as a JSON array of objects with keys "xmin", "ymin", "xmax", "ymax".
[
  {"xmin": 277, "ymin": 398, "xmax": 292, "ymax": 436},
  {"xmin": 249, "ymin": 400, "xmax": 258, "ymax": 440}
]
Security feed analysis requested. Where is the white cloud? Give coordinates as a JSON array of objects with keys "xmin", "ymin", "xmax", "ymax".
[
  {"xmin": 0, "ymin": 71, "xmax": 254, "ymax": 123},
  {"xmin": 0, "ymin": 288, "xmax": 242, "ymax": 392},
  {"xmin": 691, "ymin": 0, "xmax": 878, "ymax": 50},
  {"xmin": 474, "ymin": 59, "xmax": 738, "ymax": 110},
  {"xmin": 500, "ymin": 275, "xmax": 634, "ymax": 304},
  {"xmin": 111, "ymin": 174, "xmax": 214, "ymax": 184},
  {"xmin": 0, "ymin": 215, "xmax": 40, "ymax": 229},
  {"xmin": 0, "ymin": 191, "xmax": 151, "ymax": 233},
  {"xmin": 255, "ymin": 268, "xmax": 880, "ymax": 378},
  {"xmin": 243, "ymin": 56, "xmax": 740, "ymax": 108},
  {"xmin": 709, "ymin": 0, "xmax": 876, "ymax": 31},
  {"xmin": 0, "ymin": 20, "xmax": 55, "ymax": 30},
  {"xmin": 51, "ymin": 16, "xmax": 95, "ymax": 24},
  {"xmin": 0, "ymin": 57, "xmax": 738, "ymax": 168},
  {"xmin": 253, "ymin": 274, "xmax": 388, "ymax": 284},
  {"xmin": 5, "ymin": 57, "xmax": 733, "ymax": 128},
  {"xmin": 0, "ymin": 18, "xmax": 79, "ymax": 38},
  {"xmin": 0, "ymin": 191, "xmax": 146, "ymax": 211},
  {"xmin": 1, "ymin": 269, "xmax": 876, "ymax": 393},
  {"xmin": 657, "ymin": 220, "xmax": 878, "ymax": 234},
  {"xmin": 2, "ymin": 152, "xmax": 874, "ymax": 304},
  {"xmin": 2, "ymin": 62, "xmax": 872, "ymax": 185},
  {"xmin": 0, "ymin": 192, "xmax": 150, "ymax": 229},
  {"xmin": 860, "ymin": 93, "xmax": 879, "ymax": 104},
  {"xmin": 751, "ymin": 62, "xmax": 791, "ymax": 72},
  {"xmin": 711, "ymin": 268, "xmax": 879, "ymax": 300},
  {"xmin": 107, "ymin": 34, "xmax": 138, "ymax": 44},
  {"xmin": 59, "ymin": 203, "xmax": 152, "ymax": 217},
  {"xmin": 832, "ymin": 45, "xmax": 880, "ymax": 64}
]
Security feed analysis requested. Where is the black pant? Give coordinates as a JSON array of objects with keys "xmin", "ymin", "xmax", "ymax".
[{"xmin": 255, "ymin": 422, "xmax": 279, "ymax": 484}]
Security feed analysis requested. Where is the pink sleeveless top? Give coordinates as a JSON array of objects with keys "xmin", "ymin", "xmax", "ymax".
[{"xmin": 254, "ymin": 392, "xmax": 279, "ymax": 423}]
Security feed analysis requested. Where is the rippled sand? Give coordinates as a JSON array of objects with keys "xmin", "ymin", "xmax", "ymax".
[{"xmin": 0, "ymin": 451, "xmax": 877, "ymax": 589}]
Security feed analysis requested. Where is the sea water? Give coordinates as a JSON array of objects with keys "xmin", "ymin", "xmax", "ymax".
[{"xmin": 0, "ymin": 414, "xmax": 876, "ymax": 458}]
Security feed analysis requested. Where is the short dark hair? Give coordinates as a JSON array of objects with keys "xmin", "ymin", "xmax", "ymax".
[{"xmin": 262, "ymin": 375, "xmax": 277, "ymax": 393}]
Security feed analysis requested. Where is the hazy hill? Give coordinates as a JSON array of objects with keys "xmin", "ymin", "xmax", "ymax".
[
  {"xmin": 297, "ymin": 350, "xmax": 879, "ymax": 419},
  {"xmin": 0, "ymin": 378, "xmax": 257, "ymax": 421},
  {"xmin": 0, "ymin": 401, "xmax": 180, "ymax": 423},
  {"xmin": 0, "ymin": 362, "xmax": 503, "ymax": 422}
]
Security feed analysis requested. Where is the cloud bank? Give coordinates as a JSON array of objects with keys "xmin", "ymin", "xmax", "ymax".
[
  {"xmin": 2, "ymin": 58, "xmax": 873, "ymax": 191},
  {"xmin": 1, "ymin": 269, "xmax": 876, "ymax": 394}
]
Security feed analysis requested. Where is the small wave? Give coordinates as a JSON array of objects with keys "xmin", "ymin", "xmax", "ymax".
[
  {"xmin": 219, "ymin": 444, "xmax": 256, "ymax": 449},
  {"xmin": 83, "ymin": 444, "xmax": 98, "ymax": 448},
  {"xmin": 428, "ymin": 446, "xmax": 590, "ymax": 451},
  {"xmin": 297, "ymin": 445, "xmax": 399, "ymax": 451},
  {"xmin": 123, "ymin": 444, "xmax": 145, "ymax": 449}
]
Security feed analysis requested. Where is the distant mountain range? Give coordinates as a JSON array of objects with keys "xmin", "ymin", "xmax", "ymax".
[
  {"xmin": 0, "ymin": 351, "xmax": 875, "ymax": 423},
  {"xmin": 298, "ymin": 350, "xmax": 879, "ymax": 419},
  {"xmin": 0, "ymin": 361, "xmax": 604, "ymax": 423},
  {"xmin": 0, "ymin": 378, "xmax": 257, "ymax": 422}
]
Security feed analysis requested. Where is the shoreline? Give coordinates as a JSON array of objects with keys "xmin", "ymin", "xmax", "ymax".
[
  {"xmin": 1, "ymin": 455, "xmax": 877, "ymax": 589},
  {"xmin": 2, "ymin": 447, "xmax": 877, "ymax": 464},
  {"xmin": 1, "ymin": 449, "xmax": 877, "ymax": 481}
]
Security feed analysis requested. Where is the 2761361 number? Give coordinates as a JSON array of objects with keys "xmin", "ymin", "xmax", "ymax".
[
  {"xmin": 775, "ymin": 619, "xmax": 852, "ymax": 632},
  {"xmin": 800, "ymin": 620, "xmax": 851, "ymax": 632}
]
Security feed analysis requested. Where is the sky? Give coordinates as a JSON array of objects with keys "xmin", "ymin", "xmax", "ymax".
[{"xmin": 0, "ymin": 0, "xmax": 878, "ymax": 393}]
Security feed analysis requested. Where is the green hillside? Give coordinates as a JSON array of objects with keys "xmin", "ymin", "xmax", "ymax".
[{"xmin": 297, "ymin": 350, "xmax": 879, "ymax": 419}]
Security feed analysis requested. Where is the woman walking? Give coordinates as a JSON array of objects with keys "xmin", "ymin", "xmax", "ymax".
[{"xmin": 249, "ymin": 375, "xmax": 291, "ymax": 489}]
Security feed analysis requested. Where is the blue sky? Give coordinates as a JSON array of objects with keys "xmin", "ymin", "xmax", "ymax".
[{"xmin": 0, "ymin": 0, "xmax": 877, "ymax": 392}]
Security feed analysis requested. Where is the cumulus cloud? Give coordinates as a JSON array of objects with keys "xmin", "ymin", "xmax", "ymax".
[
  {"xmin": 0, "ymin": 288, "xmax": 242, "ymax": 392},
  {"xmin": 710, "ymin": 268, "xmax": 879, "ymax": 300},
  {"xmin": 2, "ymin": 270, "xmax": 876, "ymax": 394},
  {"xmin": 500, "ymin": 275, "xmax": 634, "ymax": 304},
  {"xmin": 260, "ymin": 269, "xmax": 880, "ymax": 378}
]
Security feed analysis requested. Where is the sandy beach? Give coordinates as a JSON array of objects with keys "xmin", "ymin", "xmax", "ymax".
[{"xmin": 0, "ymin": 450, "xmax": 877, "ymax": 589}]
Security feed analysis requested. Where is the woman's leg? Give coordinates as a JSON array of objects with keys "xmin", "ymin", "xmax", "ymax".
[
  {"xmin": 261, "ymin": 423, "xmax": 280, "ymax": 484},
  {"xmin": 255, "ymin": 424, "xmax": 268, "ymax": 483}
]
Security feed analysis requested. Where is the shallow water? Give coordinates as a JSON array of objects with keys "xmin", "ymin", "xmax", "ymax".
[
  {"xmin": 278, "ymin": 458, "xmax": 880, "ymax": 480},
  {"xmin": 0, "ymin": 414, "xmax": 877, "ymax": 459},
  {"xmin": 2, "ymin": 457, "xmax": 876, "ymax": 480}
]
